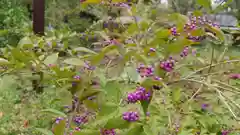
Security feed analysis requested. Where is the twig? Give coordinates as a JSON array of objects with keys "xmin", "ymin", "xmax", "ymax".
[
  {"xmin": 207, "ymin": 46, "xmax": 215, "ymax": 73},
  {"xmin": 214, "ymin": 87, "xmax": 239, "ymax": 120},
  {"xmin": 213, "ymin": 79, "xmax": 240, "ymax": 91},
  {"xmin": 188, "ymin": 84, "xmax": 204, "ymax": 102},
  {"xmin": 182, "ymin": 59, "xmax": 240, "ymax": 79}
]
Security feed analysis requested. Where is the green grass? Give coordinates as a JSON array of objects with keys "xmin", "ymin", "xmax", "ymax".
[{"xmin": 0, "ymin": 75, "xmax": 63, "ymax": 135}]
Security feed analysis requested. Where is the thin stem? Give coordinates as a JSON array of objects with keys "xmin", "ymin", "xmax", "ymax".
[
  {"xmin": 217, "ymin": 46, "xmax": 228, "ymax": 62},
  {"xmin": 207, "ymin": 46, "xmax": 215, "ymax": 73},
  {"xmin": 188, "ymin": 84, "xmax": 204, "ymax": 102},
  {"xmin": 219, "ymin": 90, "xmax": 240, "ymax": 110},
  {"xmin": 213, "ymin": 79, "xmax": 240, "ymax": 91},
  {"xmin": 214, "ymin": 87, "xmax": 239, "ymax": 120},
  {"xmin": 182, "ymin": 60, "xmax": 240, "ymax": 79}
]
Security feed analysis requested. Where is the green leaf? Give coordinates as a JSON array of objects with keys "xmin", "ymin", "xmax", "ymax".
[
  {"xmin": 155, "ymin": 29, "xmax": 170, "ymax": 39},
  {"xmin": 190, "ymin": 28, "xmax": 205, "ymax": 36},
  {"xmin": 18, "ymin": 36, "xmax": 33, "ymax": 48},
  {"xmin": 41, "ymin": 109, "xmax": 67, "ymax": 117},
  {"xmin": 193, "ymin": 10, "xmax": 203, "ymax": 16},
  {"xmin": 106, "ymin": 61, "xmax": 125, "ymax": 79},
  {"xmin": 79, "ymin": 89, "xmax": 103, "ymax": 101},
  {"xmin": 43, "ymin": 53, "xmax": 59, "ymax": 65},
  {"xmin": 127, "ymin": 23, "xmax": 138, "ymax": 34},
  {"xmin": 104, "ymin": 80, "xmax": 121, "ymax": 103},
  {"xmin": 98, "ymin": 102, "xmax": 119, "ymax": 116},
  {"xmin": 123, "ymin": 123, "xmax": 144, "ymax": 135},
  {"xmin": 165, "ymin": 38, "xmax": 193, "ymax": 53},
  {"xmin": 90, "ymin": 53, "xmax": 105, "ymax": 65},
  {"xmin": 72, "ymin": 129, "xmax": 100, "ymax": 135},
  {"xmin": 87, "ymin": 108, "xmax": 119, "ymax": 128},
  {"xmin": 196, "ymin": 0, "xmax": 211, "ymax": 10},
  {"xmin": 124, "ymin": 50, "xmax": 136, "ymax": 62},
  {"xmin": 11, "ymin": 48, "xmax": 31, "ymax": 63},
  {"xmin": 144, "ymin": 116, "xmax": 159, "ymax": 135},
  {"xmin": 169, "ymin": 13, "xmax": 188, "ymax": 28},
  {"xmin": 104, "ymin": 116, "xmax": 131, "ymax": 129},
  {"xmin": 0, "ymin": 29, "xmax": 8, "ymax": 36},
  {"xmin": 35, "ymin": 128, "xmax": 54, "ymax": 135},
  {"xmin": 140, "ymin": 21, "xmax": 149, "ymax": 31},
  {"xmin": 53, "ymin": 119, "xmax": 66, "ymax": 135},
  {"xmin": 143, "ymin": 125, "xmax": 154, "ymax": 135},
  {"xmin": 134, "ymin": 54, "xmax": 148, "ymax": 64},
  {"xmin": 172, "ymin": 88, "xmax": 181, "ymax": 103},
  {"xmin": 205, "ymin": 24, "xmax": 225, "ymax": 41},
  {"xmin": 124, "ymin": 66, "xmax": 139, "ymax": 82},
  {"xmin": 74, "ymin": 47, "xmax": 97, "ymax": 54},
  {"xmin": 63, "ymin": 58, "xmax": 85, "ymax": 66}
]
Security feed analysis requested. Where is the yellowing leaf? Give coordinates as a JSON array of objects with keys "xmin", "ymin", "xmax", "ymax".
[
  {"xmin": 63, "ymin": 58, "xmax": 85, "ymax": 66},
  {"xmin": 0, "ymin": 58, "xmax": 9, "ymax": 65},
  {"xmin": 43, "ymin": 53, "xmax": 59, "ymax": 65},
  {"xmin": 205, "ymin": 24, "xmax": 225, "ymax": 41},
  {"xmin": 53, "ymin": 119, "xmax": 66, "ymax": 135},
  {"xmin": 190, "ymin": 28, "xmax": 205, "ymax": 36},
  {"xmin": 18, "ymin": 36, "xmax": 33, "ymax": 48}
]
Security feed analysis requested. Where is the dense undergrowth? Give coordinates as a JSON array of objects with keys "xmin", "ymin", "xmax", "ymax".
[{"xmin": 0, "ymin": 0, "xmax": 240, "ymax": 135}]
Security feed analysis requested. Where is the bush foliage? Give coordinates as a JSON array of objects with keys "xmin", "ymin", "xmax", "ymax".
[{"xmin": 0, "ymin": 0, "xmax": 240, "ymax": 135}]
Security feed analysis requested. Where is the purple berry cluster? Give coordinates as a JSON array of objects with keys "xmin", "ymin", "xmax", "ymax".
[
  {"xmin": 127, "ymin": 86, "xmax": 151, "ymax": 103},
  {"xmin": 229, "ymin": 73, "xmax": 240, "ymax": 79},
  {"xmin": 74, "ymin": 115, "xmax": 88, "ymax": 125},
  {"xmin": 180, "ymin": 46, "xmax": 189, "ymax": 57},
  {"xmin": 170, "ymin": 15, "xmax": 220, "ymax": 42},
  {"xmin": 136, "ymin": 64, "xmax": 154, "ymax": 77},
  {"xmin": 221, "ymin": 130, "xmax": 231, "ymax": 135},
  {"xmin": 100, "ymin": 129, "xmax": 116, "ymax": 135},
  {"xmin": 160, "ymin": 57, "xmax": 176, "ymax": 72},
  {"xmin": 170, "ymin": 27, "xmax": 180, "ymax": 36},
  {"xmin": 122, "ymin": 111, "xmax": 139, "ymax": 122}
]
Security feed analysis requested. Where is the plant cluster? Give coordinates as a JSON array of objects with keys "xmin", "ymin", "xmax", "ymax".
[{"xmin": 0, "ymin": 0, "xmax": 240, "ymax": 135}]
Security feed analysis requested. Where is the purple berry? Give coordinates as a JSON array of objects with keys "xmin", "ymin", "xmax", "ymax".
[
  {"xmin": 101, "ymin": 128, "xmax": 116, "ymax": 135},
  {"xmin": 136, "ymin": 64, "xmax": 154, "ymax": 78},
  {"xmin": 73, "ymin": 75, "xmax": 80, "ymax": 80},
  {"xmin": 127, "ymin": 86, "xmax": 151, "ymax": 103},
  {"xmin": 74, "ymin": 115, "xmax": 88, "ymax": 125},
  {"xmin": 229, "ymin": 74, "xmax": 240, "ymax": 79},
  {"xmin": 160, "ymin": 58, "xmax": 175, "ymax": 72},
  {"xmin": 122, "ymin": 111, "xmax": 139, "ymax": 122},
  {"xmin": 201, "ymin": 103, "xmax": 209, "ymax": 110},
  {"xmin": 221, "ymin": 130, "xmax": 230, "ymax": 135},
  {"xmin": 55, "ymin": 117, "xmax": 64, "ymax": 124}
]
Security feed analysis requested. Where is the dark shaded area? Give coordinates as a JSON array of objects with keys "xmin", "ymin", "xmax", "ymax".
[
  {"xmin": 33, "ymin": 0, "xmax": 45, "ymax": 35},
  {"xmin": 32, "ymin": 0, "xmax": 45, "ymax": 93},
  {"xmin": 27, "ymin": 4, "xmax": 33, "ymax": 19}
]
